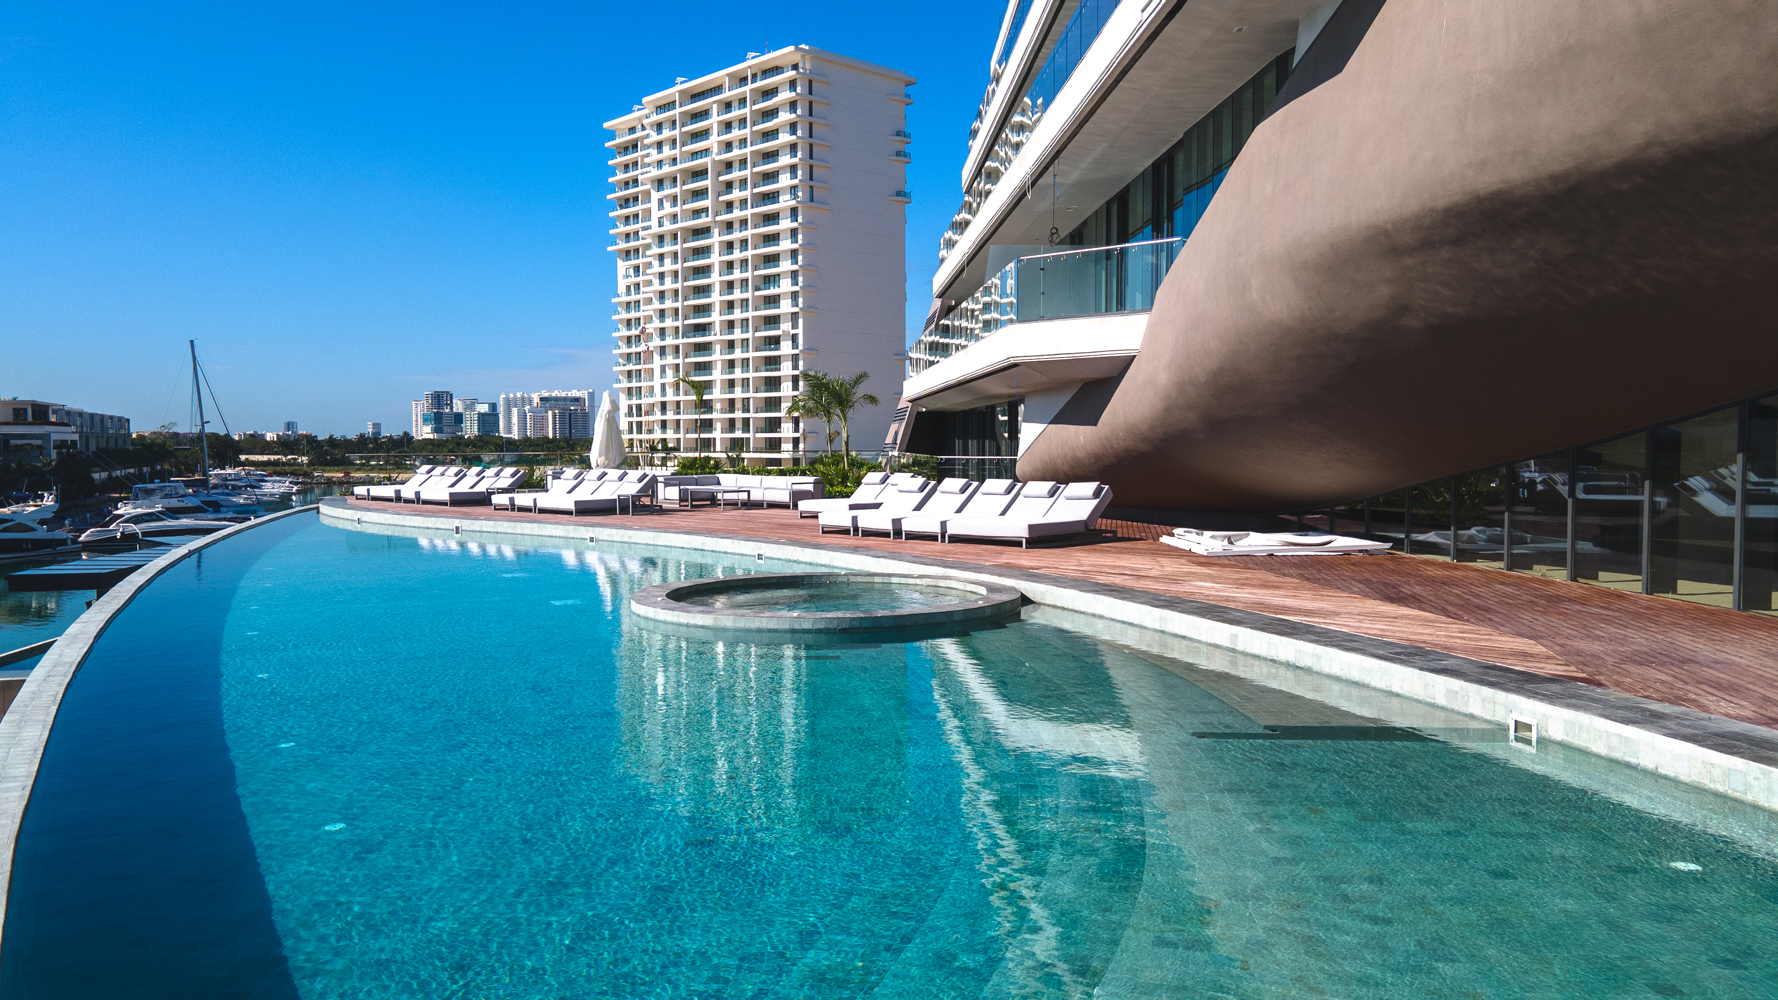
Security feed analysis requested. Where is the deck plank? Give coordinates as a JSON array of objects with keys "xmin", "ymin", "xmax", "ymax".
[{"xmin": 339, "ymin": 498, "xmax": 1778, "ymax": 727}]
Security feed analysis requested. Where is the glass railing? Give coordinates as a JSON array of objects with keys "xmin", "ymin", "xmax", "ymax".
[
  {"xmin": 908, "ymin": 237, "xmax": 1182, "ymax": 375},
  {"xmin": 1014, "ymin": 237, "xmax": 1182, "ymax": 322}
]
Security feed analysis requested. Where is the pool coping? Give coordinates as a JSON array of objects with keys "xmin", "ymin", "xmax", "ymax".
[
  {"xmin": 630, "ymin": 572, "xmax": 1025, "ymax": 633},
  {"xmin": 0, "ymin": 505, "xmax": 318, "ymax": 950},
  {"xmin": 320, "ymin": 498, "xmax": 1778, "ymax": 812}
]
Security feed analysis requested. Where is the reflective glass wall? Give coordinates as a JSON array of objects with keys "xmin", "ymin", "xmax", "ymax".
[
  {"xmin": 1315, "ymin": 391, "xmax": 1778, "ymax": 615},
  {"xmin": 1063, "ymin": 53, "xmax": 1293, "ymax": 250}
]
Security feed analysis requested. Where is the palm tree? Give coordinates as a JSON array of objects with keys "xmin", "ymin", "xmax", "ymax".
[
  {"xmin": 670, "ymin": 375, "xmax": 710, "ymax": 454},
  {"xmin": 786, "ymin": 373, "xmax": 837, "ymax": 457},
  {"xmin": 812, "ymin": 370, "xmax": 880, "ymax": 476}
]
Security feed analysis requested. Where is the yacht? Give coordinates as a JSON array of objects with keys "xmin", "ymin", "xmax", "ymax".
[
  {"xmin": 116, "ymin": 482, "xmax": 264, "ymax": 518},
  {"xmin": 79, "ymin": 510, "xmax": 237, "ymax": 548},
  {"xmin": 0, "ymin": 513, "xmax": 77, "ymax": 560},
  {"xmin": 0, "ymin": 492, "xmax": 58, "ymax": 524}
]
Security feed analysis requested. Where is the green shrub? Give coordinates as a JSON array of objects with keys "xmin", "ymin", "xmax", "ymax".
[
  {"xmin": 673, "ymin": 455, "xmax": 726, "ymax": 476},
  {"xmin": 885, "ymin": 453, "xmax": 939, "ymax": 480},
  {"xmin": 810, "ymin": 453, "xmax": 880, "ymax": 498}
]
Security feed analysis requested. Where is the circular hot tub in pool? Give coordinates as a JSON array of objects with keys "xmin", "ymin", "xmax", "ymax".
[{"xmin": 629, "ymin": 572, "xmax": 1023, "ymax": 634}]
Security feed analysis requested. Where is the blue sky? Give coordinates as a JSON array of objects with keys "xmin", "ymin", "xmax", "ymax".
[{"xmin": 0, "ymin": 2, "xmax": 1003, "ymax": 436}]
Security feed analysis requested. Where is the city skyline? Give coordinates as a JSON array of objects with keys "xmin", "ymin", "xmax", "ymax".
[{"xmin": 0, "ymin": 2, "xmax": 1004, "ymax": 436}]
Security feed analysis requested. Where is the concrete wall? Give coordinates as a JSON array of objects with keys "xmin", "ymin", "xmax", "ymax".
[
  {"xmin": 802, "ymin": 55, "xmax": 912, "ymax": 453},
  {"xmin": 1017, "ymin": 0, "xmax": 1778, "ymax": 510}
]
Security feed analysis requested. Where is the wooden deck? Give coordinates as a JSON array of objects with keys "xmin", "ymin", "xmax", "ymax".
[{"xmin": 342, "ymin": 498, "xmax": 1778, "ymax": 729}]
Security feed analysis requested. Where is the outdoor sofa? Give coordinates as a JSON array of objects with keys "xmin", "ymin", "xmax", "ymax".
[{"xmin": 659, "ymin": 473, "xmax": 824, "ymax": 508}]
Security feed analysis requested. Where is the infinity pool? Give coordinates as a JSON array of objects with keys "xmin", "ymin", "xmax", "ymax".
[{"xmin": 4, "ymin": 512, "xmax": 1775, "ymax": 998}]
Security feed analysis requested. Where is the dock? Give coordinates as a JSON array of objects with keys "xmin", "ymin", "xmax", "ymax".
[{"xmin": 5, "ymin": 550, "xmax": 166, "ymax": 597}]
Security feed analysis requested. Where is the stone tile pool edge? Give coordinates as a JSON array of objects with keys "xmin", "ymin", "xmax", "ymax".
[
  {"xmin": 319, "ymin": 498, "xmax": 1778, "ymax": 815},
  {"xmin": 0, "ymin": 504, "xmax": 322, "ymax": 948}
]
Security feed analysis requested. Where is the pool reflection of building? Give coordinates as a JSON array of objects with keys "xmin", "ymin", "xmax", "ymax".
[{"xmin": 617, "ymin": 636, "xmax": 910, "ymax": 832}]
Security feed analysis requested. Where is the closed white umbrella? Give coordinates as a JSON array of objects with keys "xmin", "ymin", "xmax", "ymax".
[{"xmin": 590, "ymin": 390, "xmax": 626, "ymax": 469}]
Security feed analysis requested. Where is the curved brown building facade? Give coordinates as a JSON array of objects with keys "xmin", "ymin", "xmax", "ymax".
[{"xmin": 1016, "ymin": 0, "xmax": 1778, "ymax": 511}]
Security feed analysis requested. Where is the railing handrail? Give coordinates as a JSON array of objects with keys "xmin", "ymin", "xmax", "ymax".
[
  {"xmin": 1012, "ymin": 235, "xmax": 1183, "ymax": 264},
  {"xmin": 0, "ymin": 639, "xmax": 56, "ymax": 670}
]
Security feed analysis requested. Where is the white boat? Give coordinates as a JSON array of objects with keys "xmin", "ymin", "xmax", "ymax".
[
  {"xmin": 0, "ymin": 512, "xmax": 78, "ymax": 560},
  {"xmin": 115, "ymin": 482, "xmax": 264, "ymax": 518},
  {"xmin": 79, "ymin": 509, "xmax": 238, "ymax": 547},
  {"xmin": 0, "ymin": 492, "xmax": 58, "ymax": 524}
]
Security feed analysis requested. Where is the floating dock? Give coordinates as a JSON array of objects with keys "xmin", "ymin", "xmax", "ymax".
[{"xmin": 5, "ymin": 550, "xmax": 165, "ymax": 596}]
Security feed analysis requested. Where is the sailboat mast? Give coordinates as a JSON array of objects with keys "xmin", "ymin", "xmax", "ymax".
[{"xmin": 190, "ymin": 339, "xmax": 210, "ymax": 483}]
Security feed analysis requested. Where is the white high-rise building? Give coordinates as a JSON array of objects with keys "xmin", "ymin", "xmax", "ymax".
[
  {"xmin": 605, "ymin": 46, "xmax": 914, "ymax": 465},
  {"xmin": 498, "ymin": 390, "xmax": 598, "ymax": 438}
]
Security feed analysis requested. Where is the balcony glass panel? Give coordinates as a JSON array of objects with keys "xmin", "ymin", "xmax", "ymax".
[{"xmin": 1014, "ymin": 238, "xmax": 1182, "ymax": 323}]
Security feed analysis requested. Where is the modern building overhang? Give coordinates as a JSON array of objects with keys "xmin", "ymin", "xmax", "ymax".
[
  {"xmin": 936, "ymin": 0, "xmax": 1325, "ymax": 305},
  {"xmin": 901, "ymin": 312, "xmax": 1147, "ymax": 411}
]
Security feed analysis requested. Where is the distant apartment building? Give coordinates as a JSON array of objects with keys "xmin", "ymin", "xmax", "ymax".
[
  {"xmin": 412, "ymin": 391, "xmax": 462, "ymax": 439},
  {"xmin": 2, "ymin": 398, "xmax": 131, "ymax": 461},
  {"xmin": 452, "ymin": 399, "xmax": 500, "ymax": 437},
  {"xmin": 282, "ymin": 421, "xmax": 299, "ymax": 434},
  {"xmin": 605, "ymin": 46, "xmax": 912, "ymax": 464},
  {"xmin": 498, "ymin": 391, "xmax": 596, "ymax": 439},
  {"xmin": 366, "ymin": 421, "xmax": 382, "ymax": 437}
]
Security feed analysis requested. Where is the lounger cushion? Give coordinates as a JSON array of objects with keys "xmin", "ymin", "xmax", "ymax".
[{"xmin": 1062, "ymin": 481, "xmax": 1101, "ymax": 500}]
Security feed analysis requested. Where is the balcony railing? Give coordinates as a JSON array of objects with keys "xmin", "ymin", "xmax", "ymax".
[
  {"xmin": 908, "ymin": 237, "xmax": 1184, "ymax": 375},
  {"xmin": 1014, "ymin": 237, "xmax": 1182, "ymax": 322}
]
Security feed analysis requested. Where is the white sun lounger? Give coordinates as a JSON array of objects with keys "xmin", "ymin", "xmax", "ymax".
[
  {"xmin": 854, "ymin": 478, "xmax": 978, "ymax": 538},
  {"xmin": 796, "ymin": 471, "xmax": 904, "ymax": 518},
  {"xmin": 535, "ymin": 475, "xmax": 656, "ymax": 515},
  {"xmin": 897, "ymin": 479, "xmax": 1021, "ymax": 541},
  {"xmin": 400, "ymin": 469, "xmax": 467, "ymax": 502},
  {"xmin": 496, "ymin": 471, "xmax": 590, "ymax": 512},
  {"xmin": 360, "ymin": 469, "xmax": 435, "ymax": 500},
  {"xmin": 1159, "ymin": 528, "xmax": 1392, "ymax": 556},
  {"xmin": 414, "ymin": 470, "xmax": 486, "ymax": 505},
  {"xmin": 944, "ymin": 481, "xmax": 1113, "ymax": 547},
  {"xmin": 818, "ymin": 478, "xmax": 934, "ymax": 534},
  {"xmin": 417, "ymin": 467, "xmax": 526, "ymax": 506}
]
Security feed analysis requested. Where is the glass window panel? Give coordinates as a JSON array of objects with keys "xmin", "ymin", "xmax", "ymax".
[
  {"xmin": 1508, "ymin": 452, "xmax": 1571, "ymax": 580},
  {"xmin": 1328, "ymin": 497, "xmax": 1374, "ymax": 539},
  {"xmin": 1369, "ymin": 487, "xmax": 1409, "ymax": 552},
  {"xmin": 1452, "ymin": 467, "xmax": 1510, "ymax": 568},
  {"xmin": 1649, "ymin": 407, "xmax": 1739, "ymax": 607},
  {"xmin": 1404, "ymin": 480, "xmax": 1454, "ymax": 558},
  {"xmin": 1573, "ymin": 432, "xmax": 1647, "ymax": 592},
  {"xmin": 1742, "ymin": 396, "xmax": 1778, "ymax": 613}
]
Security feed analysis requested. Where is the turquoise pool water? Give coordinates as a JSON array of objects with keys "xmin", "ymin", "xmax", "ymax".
[{"xmin": 4, "ymin": 512, "xmax": 1776, "ymax": 998}]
